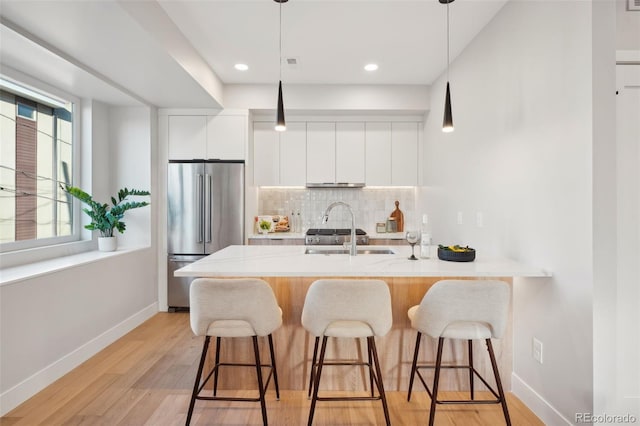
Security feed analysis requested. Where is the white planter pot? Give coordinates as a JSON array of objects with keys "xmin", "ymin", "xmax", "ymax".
[{"xmin": 98, "ymin": 236, "xmax": 117, "ymax": 252}]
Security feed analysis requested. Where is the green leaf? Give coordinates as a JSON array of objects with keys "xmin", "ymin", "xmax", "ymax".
[{"xmin": 60, "ymin": 184, "xmax": 150, "ymax": 237}]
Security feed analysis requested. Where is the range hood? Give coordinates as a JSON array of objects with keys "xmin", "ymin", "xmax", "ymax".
[{"xmin": 306, "ymin": 182, "xmax": 366, "ymax": 189}]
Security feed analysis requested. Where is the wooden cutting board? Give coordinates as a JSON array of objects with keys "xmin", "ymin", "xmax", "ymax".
[{"xmin": 390, "ymin": 200, "xmax": 404, "ymax": 232}]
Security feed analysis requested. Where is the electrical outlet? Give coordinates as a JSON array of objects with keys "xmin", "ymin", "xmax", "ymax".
[
  {"xmin": 533, "ymin": 338, "xmax": 543, "ymax": 364},
  {"xmin": 457, "ymin": 211, "xmax": 463, "ymax": 225},
  {"xmin": 476, "ymin": 211, "xmax": 484, "ymax": 228}
]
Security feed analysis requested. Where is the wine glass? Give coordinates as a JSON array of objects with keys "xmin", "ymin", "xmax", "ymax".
[{"xmin": 405, "ymin": 230, "xmax": 420, "ymax": 260}]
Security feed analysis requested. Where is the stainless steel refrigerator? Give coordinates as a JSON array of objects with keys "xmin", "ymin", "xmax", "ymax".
[{"xmin": 167, "ymin": 160, "xmax": 244, "ymax": 310}]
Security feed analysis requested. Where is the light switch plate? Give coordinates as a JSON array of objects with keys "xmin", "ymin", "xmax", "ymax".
[{"xmin": 533, "ymin": 338, "xmax": 543, "ymax": 364}]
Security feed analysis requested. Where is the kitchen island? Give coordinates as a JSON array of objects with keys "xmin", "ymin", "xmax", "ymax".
[{"xmin": 175, "ymin": 245, "xmax": 547, "ymax": 393}]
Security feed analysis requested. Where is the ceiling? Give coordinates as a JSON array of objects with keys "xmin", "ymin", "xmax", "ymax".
[{"xmin": 0, "ymin": 0, "xmax": 508, "ymax": 108}]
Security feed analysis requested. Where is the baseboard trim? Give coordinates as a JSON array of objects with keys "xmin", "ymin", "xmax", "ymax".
[
  {"xmin": 512, "ymin": 372, "xmax": 573, "ymax": 426},
  {"xmin": 0, "ymin": 302, "xmax": 158, "ymax": 416}
]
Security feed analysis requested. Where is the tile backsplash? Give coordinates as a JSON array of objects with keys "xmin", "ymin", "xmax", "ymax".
[{"xmin": 257, "ymin": 188, "xmax": 417, "ymax": 233}]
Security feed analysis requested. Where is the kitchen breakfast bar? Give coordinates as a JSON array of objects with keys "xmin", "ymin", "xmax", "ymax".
[{"xmin": 174, "ymin": 245, "xmax": 548, "ymax": 393}]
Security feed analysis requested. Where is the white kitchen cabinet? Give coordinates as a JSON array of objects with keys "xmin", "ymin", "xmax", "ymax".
[
  {"xmin": 336, "ymin": 122, "xmax": 365, "ymax": 183},
  {"xmin": 253, "ymin": 121, "xmax": 306, "ymax": 186},
  {"xmin": 279, "ymin": 122, "xmax": 306, "ymax": 185},
  {"xmin": 391, "ymin": 122, "xmax": 419, "ymax": 185},
  {"xmin": 365, "ymin": 122, "xmax": 392, "ymax": 185},
  {"xmin": 207, "ymin": 115, "xmax": 246, "ymax": 160},
  {"xmin": 168, "ymin": 113, "xmax": 247, "ymax": 160},
  {"xmin": 253, "ymin": 122, "xmax": 279, "ymax": 185},
  {"xmin": 306, "ymin": 122, "xmax": 336, "ymax": 184},
  {"xmin": 168, "ymin": 116, "xmax": 207, "ymax": 160},
  {"xmin": 253, "ymin": 119, "xmax": 419, "ymax": 187}
]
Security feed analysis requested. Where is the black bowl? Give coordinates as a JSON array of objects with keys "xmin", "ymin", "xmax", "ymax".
[{"xmin": 437, "ymin": 247, "xmax": 476, "ymax": 262}]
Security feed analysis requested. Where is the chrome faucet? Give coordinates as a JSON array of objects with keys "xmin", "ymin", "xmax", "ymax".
[{"xmin": 322, "ymin": 201, "xmax": 357, "ymax": 256}]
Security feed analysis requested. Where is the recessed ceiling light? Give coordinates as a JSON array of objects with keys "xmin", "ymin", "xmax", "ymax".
[
  {"xmin": 364, "ymin": 63, "xmax": 379, "ymax": 71},
  {"xmin": 234, "ymin": 63, "xmax": 249, "ymax": 71}
]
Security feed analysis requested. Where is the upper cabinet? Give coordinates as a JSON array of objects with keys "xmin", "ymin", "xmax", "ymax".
[
  {"xmin": 306, "ymin": 122, "xmax": 336, "ymax": 184},
  {"xmin": 336, "ymin": 122, "xmax": 365, "ymax": 183},
  {"xmin": 207, "ymin": 115, "xmax": 246, "ymax": 160},
  {"xmin": 279, "ymin": 122, "xmax": 306, "ymax": 186},
  {"xmin": 365, "ymin": 122, "xmax": 392, "ymax": 186},
  {"xmin": 168, "ymin": 116, "xmax": 207, "ymax": 159},
  {"xmin": 306, "ymin": 122, "xmax": 366, "ymax": 184},
  {"xmin": 366, "ymin": 122, "xmax": 418, "ymax": 186},
  {"xmin": 253, "ymin": 122, "xmax": 280, "ymax": 186},
  {"xmin": 252, "ymin": 118, "xmax": 419, "ymax": 187},
  {"xmin": 253, "ymin": 121, "xmax": 306, "ymax": 186},
  {"xmin": 391, "ymin": 122, "xmax": 419, "ymax": 185},
  {"xmin": 168, "ymin": 112, "xmax": 247, "ymax": 160}
]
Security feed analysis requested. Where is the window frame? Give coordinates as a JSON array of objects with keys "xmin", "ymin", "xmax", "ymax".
[
  {"xmin": 0, "ymin": 71, "xmax": 82, "ymax": 254},
  {"xmin": 16, "ymin": 102, "xmax": 36, "ymax": 121}
]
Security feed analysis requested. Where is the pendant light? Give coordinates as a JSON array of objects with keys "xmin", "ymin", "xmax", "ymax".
[
  {"xmin": 274, "ymin": 0, "xmax": 287, "ymax": 132},
  {"xmin": 440, "ymin": 0, "xmax": 454, "ymax": 133}
]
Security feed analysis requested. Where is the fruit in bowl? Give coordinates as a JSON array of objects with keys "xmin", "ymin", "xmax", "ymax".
[
  {"xmin": 439, "ymin": 244, "xmax": 474, "ymax": 252},
  {"xmin": 437, "ymin": 244, "xmax": 476, "ymax": 262}
]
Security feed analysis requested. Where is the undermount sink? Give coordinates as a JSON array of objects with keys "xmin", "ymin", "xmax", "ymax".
[{"xmin": 305, "ymin": 247, "xmax": 396, "ymax": 255}]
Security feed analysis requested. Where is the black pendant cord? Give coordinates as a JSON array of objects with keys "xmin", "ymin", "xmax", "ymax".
[
  {"xmin": 279, "ymin": 0, "xmax": 282, "ymax": 83},
  {"xmin": 442, "ymin": 0, "xmax": 454, "ymax": 132},
  {"xmin": 446, "ymin": 0, "xmax": 450, "ymax": 83},
  {"xmin": 275, "ymin": 0, "xmax": 287, "ymax": 131}
]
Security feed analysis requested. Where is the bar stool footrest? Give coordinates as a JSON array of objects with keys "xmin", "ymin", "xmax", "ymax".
[
  {"xmin": 316, "ymin": 396, "xmax": 383, "ymax": 402},
  {"xmin": 415, "ymin": 364, "xmax": 502, "ymax": 401}
]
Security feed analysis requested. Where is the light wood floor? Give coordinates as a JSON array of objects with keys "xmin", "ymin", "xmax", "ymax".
[{"xmin": 1, "ymin": 313, "xmax": 543, "ymax": 426}]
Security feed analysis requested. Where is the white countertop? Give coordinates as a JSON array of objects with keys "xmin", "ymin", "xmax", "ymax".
[
  {"xmin": 248, "ymin": 231, "xmax": 407, "ymax": 240},
  {"xmin": 174, "ymin": 245, "xmax": 549, "ymax": 278},
  {"xmin": 369, "ymin": 231, "xmax": 406, "ymax": 240},
  {"xmin": 248, "ymin": 232, "xmax": 305, "ymax": 239}
]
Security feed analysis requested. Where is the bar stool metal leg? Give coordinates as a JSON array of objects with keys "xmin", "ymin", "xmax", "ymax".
[
  {"xmin": 213, "ymin": 336, "xmax": 221, "ymax": 396},
  {"xmin": 368, "ymin": 336, "xmax": 391, "ymax": 426},
  {"xmin": 468, "ymin": 339, "xmax": 474, "ymax": 400},
  {"xmin": 186, "ymin": 336, "xmax": 210, "ymax": 426},
  {"xmin": 367, "ymin": 338, "xmax": 375, "ymax": 397},
  {"xmin": 268, "ymin": 334, "xmax": 280, "ymax": 400},
  {"xmin": 252, "ymin": 336, "xmax": 268, "ymax": 426},
  {"xmin": 308, "ymin": 336, "xmax": 329, "ymax": 426},
  {"xmin": 308, "ymin": 337, "xmax": 319, "ymax": 399},
  {"xmin": 407, "ymin": 331, "xmax": 422, "ymax": 401},
  {"xmin": 486, "ymin": 339, "xmax": 512, "ymax": 426},
  {"xmin": 428, "ymin": 337, "xmax": 445, "ymax": 426}
]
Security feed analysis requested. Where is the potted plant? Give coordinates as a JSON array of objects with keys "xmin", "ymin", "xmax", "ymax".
[{"xmin": 61, "ymin": 185, "xmax": 150, "ymax": 251}]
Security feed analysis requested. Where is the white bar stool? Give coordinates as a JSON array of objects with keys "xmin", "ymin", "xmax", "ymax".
[
  {"xmin": 186, "ymin": 278, "xmax": 282, "ymax": 426},
  {"xmin": 302, "ymin": 279, "xmax": 392, "ymax": 426},
  {"xmin": 407, "ymin": 279, "xmax": 512, "ymax": 426}
]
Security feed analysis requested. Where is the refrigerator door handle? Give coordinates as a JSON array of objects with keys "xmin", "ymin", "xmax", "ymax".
[
  {"xmin": 197, "ymin": 174, "xmax": 204, "ymax": 243},
  {"xmin": 205, "ymin": 173, "xmax": 212, "ymax": 243}
]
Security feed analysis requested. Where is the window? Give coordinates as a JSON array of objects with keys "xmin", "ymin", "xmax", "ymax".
[
  {"xmin": 0, "ymin": 77, "xmax": 77, "ymax": 251},
  {"xmin": 17, "ymin": 102, "xmax": 36, "ymax": 120}
]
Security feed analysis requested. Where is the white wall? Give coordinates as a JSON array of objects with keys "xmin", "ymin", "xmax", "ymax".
[
  {"xmin": 0, "ymin": 249, "xmax": 157, "ymax": 414},
  {"xmin": 0, "ymin": 102, "xmax": 159, "ymax": 416},
  {"xmin": 422, "ymin": 1, "xmax": 596, "ymax": 424},
  {"xmin": 108, "ymin": 106, "xmax": 153, "ymax": 248},
  {"xmin": 225, "ymin": 84, "xmax": 430, "ymax": 113}
]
